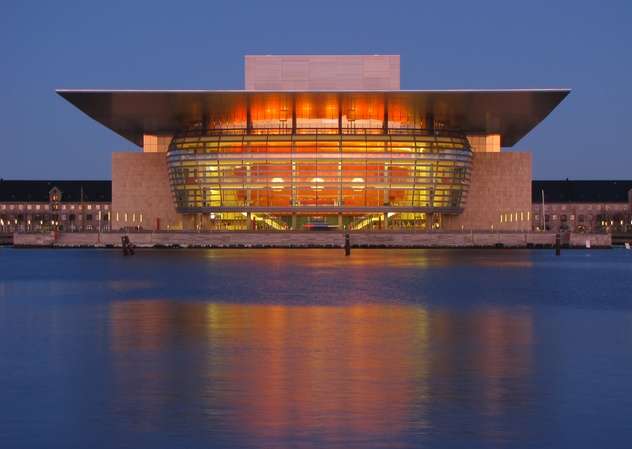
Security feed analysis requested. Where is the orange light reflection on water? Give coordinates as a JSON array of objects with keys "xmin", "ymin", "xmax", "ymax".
[{"xmin": 108, "ymin": 300, "xmax": 533, "ymax": 444}]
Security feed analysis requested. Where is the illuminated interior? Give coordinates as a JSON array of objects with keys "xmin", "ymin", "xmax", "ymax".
[{"xmin": 168, "ymin": 125, "xmax": 471, "ymax": 230}]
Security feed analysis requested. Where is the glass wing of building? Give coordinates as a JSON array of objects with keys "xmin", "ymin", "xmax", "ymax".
[{"xmin": 167, "ymin": 128, "xmax": 471, "ymax": 230}]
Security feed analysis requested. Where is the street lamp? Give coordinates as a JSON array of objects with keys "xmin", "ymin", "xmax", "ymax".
[{"xmin": 541, "ymin": 189, "xmax": 545, "ymax": 231}]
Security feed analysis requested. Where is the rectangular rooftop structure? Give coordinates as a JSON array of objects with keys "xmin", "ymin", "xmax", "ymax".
[{"xmin": 245, "ymin": 55, "xmax": 400, "ymax": 91}]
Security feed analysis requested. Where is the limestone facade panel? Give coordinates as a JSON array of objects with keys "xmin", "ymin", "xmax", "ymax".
[
  {"xmin": 444, "ymin": 152, "xmax": 532, "ymax": 231},
  {"xmin": 112, "ymin": 153, "xmax": 181, "ymax": 230}
]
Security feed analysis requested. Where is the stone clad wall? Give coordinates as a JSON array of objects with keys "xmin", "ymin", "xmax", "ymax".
[
  {"xmin": 109, "ymin": 151, "xmax": 530, "ymax": 234},
  {"xmin": 111, "ymin": 153, "xmax": 181, "ymax": 231},
  {"xmin": 12, "ymin": 231, "xmax": 612, "ymax": 248},
  {"xmin": 444, "ymin": 152, "xmax": 532, "ymax": 231}
]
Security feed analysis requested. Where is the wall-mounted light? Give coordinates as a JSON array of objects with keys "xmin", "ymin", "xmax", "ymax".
[
  {"xmin": 311, "ymin": 177, "xmax": 324, "ymax": 190},
  {"xmin": 271, "ymin": 177, "xmax": 285, "ymax": 190},
  {"xmin": 351, "ymin": 177, "xmax": 365, "ymax": 191}
]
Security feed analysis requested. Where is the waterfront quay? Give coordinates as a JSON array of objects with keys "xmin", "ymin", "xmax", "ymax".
[{"xmin": 10, "ymin": 230, "xmax": 611, "ymax": 249}]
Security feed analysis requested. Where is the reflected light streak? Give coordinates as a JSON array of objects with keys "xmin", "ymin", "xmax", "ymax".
[{"xmin": 107, "ymin": 300, "xmax": 533, "ymax": 445}]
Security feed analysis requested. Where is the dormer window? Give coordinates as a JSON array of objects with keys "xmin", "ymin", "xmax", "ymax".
[{"xmin": 49, "ymin": 187, "xmax": 62, "ymax": 203}]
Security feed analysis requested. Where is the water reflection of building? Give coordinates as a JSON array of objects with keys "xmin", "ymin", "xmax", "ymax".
[{"xmin": 108, "ymin": 301, "xmax": 533, "ymax": 444}]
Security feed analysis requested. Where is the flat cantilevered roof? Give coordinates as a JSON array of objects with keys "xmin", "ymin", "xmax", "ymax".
[{"xmin": 56, "ymin": 89, "xmax": 569, "ymax": 147}]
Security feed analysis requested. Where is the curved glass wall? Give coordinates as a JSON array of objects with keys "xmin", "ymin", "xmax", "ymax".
[{"xmin": 167, "ymin": 128, "xmax": 471, "ymax": 227}]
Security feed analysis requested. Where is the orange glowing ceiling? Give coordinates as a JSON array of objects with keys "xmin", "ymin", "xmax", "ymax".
[{"xmin": 57, "ymin": 89, "xmax": 569, "ymax": 147}]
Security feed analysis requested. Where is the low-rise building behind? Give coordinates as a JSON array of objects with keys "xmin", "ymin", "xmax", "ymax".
[
  {"xmin": 0, "ymin": 180, "xmax": 111, "ymax": 233},
  {"xmin": 532, "ymin": 180, "xmax": 632, "ymax": 233}
]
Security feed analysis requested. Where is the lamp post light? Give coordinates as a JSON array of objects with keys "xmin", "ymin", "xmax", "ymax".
[{"xmin": 541, "ymin": 189, "xmax": 545, "ymax": 231}]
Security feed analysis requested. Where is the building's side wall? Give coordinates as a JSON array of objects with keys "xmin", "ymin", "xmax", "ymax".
[
  {"xmin": 110, "ymin": 152, "xmax": 532, "ymax": 233},
  {"xmin": 444, "ymin": 152, "xmax": 532, "ymax": 231},
  {"xmin": 0, "ymin": 201, "xmax": 110, "ymax": 233},
  {"xmin": 112, "ymin": 153, "xmax": 181, "ymax": 230},
  {"xmin": 531, "ymin": 202, "xmax": 631, "ymax": 233},
  {"xmin": 245, "ymin": 55, "xmax": 400, "ymax": 90}
]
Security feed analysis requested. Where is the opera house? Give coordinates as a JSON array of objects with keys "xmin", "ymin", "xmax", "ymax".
[{"xmin": 58, "ymin": 55, "xmax": 569, "ymax": 231}]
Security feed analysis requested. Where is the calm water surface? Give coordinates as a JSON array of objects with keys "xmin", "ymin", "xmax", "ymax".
[{"xmin": 1, "ymin": 248, "xmax": 631, "ymax": 449}]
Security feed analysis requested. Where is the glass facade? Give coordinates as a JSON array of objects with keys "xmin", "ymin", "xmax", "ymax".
[{"xmin": 167, "ymin": 128, "xmax": 471, "ymax": 230}]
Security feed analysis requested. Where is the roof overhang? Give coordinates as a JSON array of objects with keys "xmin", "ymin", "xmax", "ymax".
[{"xmin": 56, "ymin": 89, "xmax": 570, "ymax": 147}]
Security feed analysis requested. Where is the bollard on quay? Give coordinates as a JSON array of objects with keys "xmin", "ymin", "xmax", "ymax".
[{"xmin": 121, "ymin": 235, "xmax": 135, "ymax": 256}]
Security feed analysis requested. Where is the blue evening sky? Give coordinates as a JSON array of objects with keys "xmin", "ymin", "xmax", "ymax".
[{"xmin": 1, "ymin": 0, "xmax": 630, "ymax": 180}]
